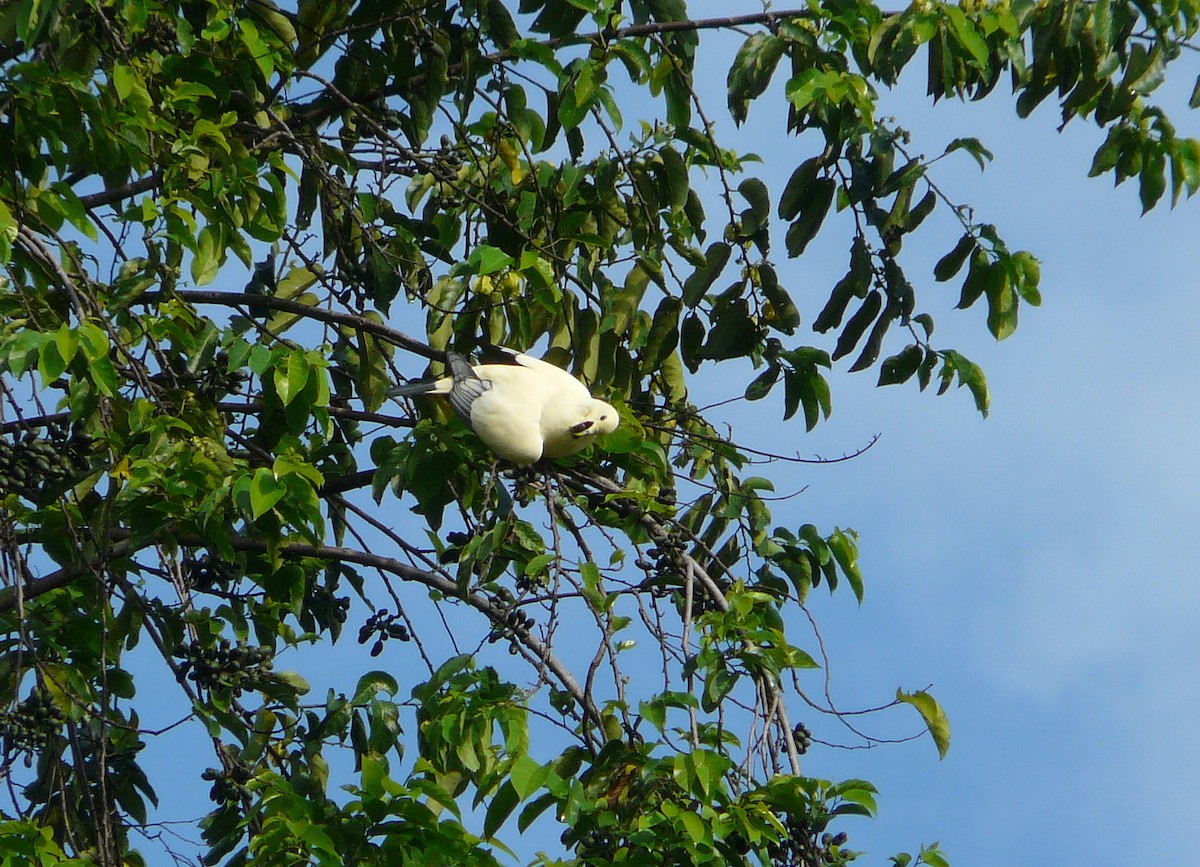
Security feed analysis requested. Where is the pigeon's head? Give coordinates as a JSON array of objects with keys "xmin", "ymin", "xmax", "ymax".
[
  {"xmin": 571, "ymin": 400, "xmax": 620, "ymax": 439},
  {"xmin": 593, "ymin": 400, "xmax": 620, "ymax": 435}
]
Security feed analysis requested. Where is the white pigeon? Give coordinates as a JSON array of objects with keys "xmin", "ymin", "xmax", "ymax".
[{"xmin": 389, "ymin": 347, "xmax": 619, "ymax": 464}]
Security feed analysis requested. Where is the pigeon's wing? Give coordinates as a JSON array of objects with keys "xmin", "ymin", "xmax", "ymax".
[
  {"xmin": 511, "ymin": 353, "xmax": 592, "ymax": 399},
  {"xmin": 445, "ymin": 352, "xmax": 493, "ymax": 422},
  {"xmin": 465, "ymin": 389, "xmax": 545, "ymax": 464}
]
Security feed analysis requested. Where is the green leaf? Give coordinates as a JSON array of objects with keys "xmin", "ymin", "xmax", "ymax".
[
  {"xmin": 54, "ymin": 324, "xmax": 78, "ymax": 369},
  {"xmin": 518, "ymin": 793, "xmax": 557, "ymax": 833},
  {"xmin": 784, "ymin": 177, "xmax": 835, "ymax": 258},
  {"xmin": 745, "ymin": 364, "xmax": 780, "ymax": 401},
  {"xmin": 353, "ymin": 671, "xmax": 399, "ymax": 703},
  {"xmin": 943, "ymin": 350, "xmax": 990, "ymax": 416},
  {"xmin": 1093, "ymin": 0, "xmax": 1114, "ymax": 55},
  {"xmin": 1012, "ymin": 251, "xmax": 1042, "ymax": 305},
  {"xmin": 831, "ymin": 291, "xmax": 882, "ymax": 362},
  {"xmin": 727, "ymin": 32, "xmax": 786, "ymax": 124},
  {"xmin": 738, "ymin": 177, "xmax": 770, "ymax": 224},
  {"xmin": 509, "ymin": 755, "xmax": 547, "ymax": 800},
  {"xmin": 249, "ymin": 468, "xmax": 286, "ymax": 519},
  {"xmin": 112, "ymin": 63, "xmax": 137, "ymax": 100},
  {"xmin": 77, "ymin": 321, "xmax": 110, "ymax": 361},
  {"xmin": 782, "ymin": 368, "xmax": 802, "ymax": 422},
  {"xmin": 484, "ymin": 0, "xmax": 519, "ymax": 49},
  {"xmin": 664, "ymin": 71, "xmax": 692, "ymax": 128},
  {"xmin": 942, "ymin": 6, "xmax": 989, "ymax": 69},
  {"xmin": 1139, "ymin": 149, "xmax": 1167, "ymax": 213},
  {"xmin": 701, "ymin": 666, "xmax": 738, "ymax": 712},
  {"xmin": 984, "ymin": 269, "xmax": 1017, "ymax": 341},
  {"xmin": 0, "ymin": 199, "xmax": 15, "ymax": 262},
  {"xmin": 89, "ymin": 356, "xmax": 120, "ymax": 396},
  {"xmin": 192, "ymin": 225, "xmax": 221, "ymax": 285},
  {"xmin": 464, "ymin": 244, "xmax": 515, "ymax": 275},
  {"xmin": 1089, "ymin": 127, "xmax": 1123, "ymax": 177},
  {"xmin": 934, "ymin": 234, "xmax": 975, "ymax": 282},
  {"xmin": 682, "ymin": 242, "xmax": 731, "ymax": 307},
  {"xmin": 785, "ymin": 67, "xmax": 826, "ymax": 112},
  {"xmin": 879, "ymin": 159, "xmax": 924, "ymax": 197},
  {"xmin": 919, "ymin": 844, "xmax": 952, "ymax": 867},
  {"xmin": 680, "ymin": 809, "xmax": 707, "ymax": 844},
  {"xmin": 943, "ymin": 137, "xmax": 994, "ymax": 171},
  {"xmin": 956, "ymin": 249, "xmax": 991, "ymax": 309},
  {"xmin": 778, "ymin": 157, "xmax": 821, "ymax": 221},
  {"xmin": 274, "ymin": 350, "xmax": 311, "ymax": 407},
  {"xmin": 483, "ymin": 780, "xmax": 520, "ymax": 839},
  {"xmin": 643, "ymin": 296, "xmax": 683, "ymax": 367},
  {"xmin": 701, "ymin": 298, "xmax": 758, "ymax": 361},
  {"xmin": 897, "ymin": 689, "xmax": 951, "ymax": 758},
  {"xmin": 760, "ymin": 264, "xmax": 800, "ymax": 334},
  {"xmin": 660, "ymin": 146, "xmax": 689, "ymax": 212},
  {"xmin": 37, "ymin": 338, "xmax": 66, "ymax": 383},
  {"xmin": 828, "ymin": 528, "xmax": 863, "ymax": 603},
  {"xmin": 877, "ymin": 344, "xmax": 923, "ymax": 386}
]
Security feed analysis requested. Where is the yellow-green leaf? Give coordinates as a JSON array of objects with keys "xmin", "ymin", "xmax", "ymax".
[{"xmin": 897, "ymin": 688, "xmax": 951, "ymax": 758}]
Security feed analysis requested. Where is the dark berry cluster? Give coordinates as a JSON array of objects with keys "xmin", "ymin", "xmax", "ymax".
[
  {"xmin": 0, "ymin": 691, "xmax": 64, "ymax": 753},
  {"xmin": 486, "ymin": 608, "xmax": 536, "ymax": 651},
  {"xmin": 483, "ymin": 586, "xmax": 536, "ymax": 655},
  {"xmin": 183, "ymin": 552, "xmax": 238, "ymax": 591},
  {"xmin": 635, "ymin": 534, "xmax": 728, "ymax": 614},
  {"xmin": 0, "ymin": 425, "xmax": 92, "ymax": 501},
  {"xmin": 638, "ymin": 535, "xmax": 687, "ymax": 584},
  {"xmin": 438, "ymin": 531, "xmax": 471, "ymax": 563},
  {"xmin": 792, "ymin": 722, "xmax": 813, "ymax": 755},
  {"xmin": 766, "ymin": 814, "xmax": 851, "ymax": 867},
  {"xmin": 357, "ymin": 609, "xmax": 411, "ymax": 657},
  {"xmin": 308, "ymin": 584, "xmax": 351, "ymax": 629},
  {"xmin": 155, "ymin": 350, "xmax": 248, "ymax": 401},
  {"xmin": 173, "ymin": 639, "xmax": 274, "ymax": 694},
  {"xmin": 201, "ymin": 762, "xmax": 253, "ymax": 804}
]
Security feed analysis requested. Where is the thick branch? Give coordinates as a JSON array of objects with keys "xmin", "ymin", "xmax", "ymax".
[
  {"xmin": 0, "ymin": 405, "xmax": 414, "ymax": 438},
  {"xmin": 293, "ymin": 9, "xmax": 819, "ymax": 129},
  {"xmin": 78, "ymin": 173, "xmax": 163, "ymax": 209},
  {"xmin": 582, "ymin": 8, "xmax": 812, "ymax": 42},
  {"xmin": 139, "ymin": 290, "xmax": 440, "ymax": 360}
]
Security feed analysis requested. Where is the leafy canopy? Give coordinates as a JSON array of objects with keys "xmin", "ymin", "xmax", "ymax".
[{"xmin": 0, "ymin": 0, "xmax": 1196, "ymax": 864}]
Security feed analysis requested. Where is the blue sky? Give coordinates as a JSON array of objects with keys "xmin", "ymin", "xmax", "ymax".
[{"xmin": 680, "ymin": 3, "xmax": 1200, "ymax": 862}]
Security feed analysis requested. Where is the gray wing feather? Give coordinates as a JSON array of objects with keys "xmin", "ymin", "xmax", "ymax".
[
  {"xmin": 387, "ymin": 380, "xmax": 437, "ymax": 397},
  {"xmin": 446, "ymin": 352, "xmax": 491, "ymax": 422}
]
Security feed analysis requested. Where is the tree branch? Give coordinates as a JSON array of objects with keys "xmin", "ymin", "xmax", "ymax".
[
  {"xmin": 77, "ymin": 173, "xmax": 163, "ymax": 209},
  {"xmin": 139, "ymin": 290, "xmax": 440, "ymax": 361},
  {"xmin": 292, "ymin": 8, "xmax": 821, "ymax": 130},
  {"xmin": 0, "ymin": 533, "xmax": 602, "ymax": 728}
]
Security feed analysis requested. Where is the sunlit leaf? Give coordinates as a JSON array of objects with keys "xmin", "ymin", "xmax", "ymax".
[{"xmin": 897, "ymin": 689, "xmax": 951, "ymax": 758}]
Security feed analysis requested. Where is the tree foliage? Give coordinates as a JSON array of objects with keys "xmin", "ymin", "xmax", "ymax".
[{"xmin": 0, "ymin": 0, "xmax": 1196, "ymax": 864}]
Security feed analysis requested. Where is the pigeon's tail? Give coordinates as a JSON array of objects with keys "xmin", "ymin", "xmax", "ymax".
[
  {"xmin": 387, "ymin": 353, "xmax": 467, "ymax": 397},
  {"xmin": 387, "ymin": 378, "xmax": 443, "ymax": 397},
  {"xmin": 387, "ymin": 353, "xmax": 491, "ymax": 425}
]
